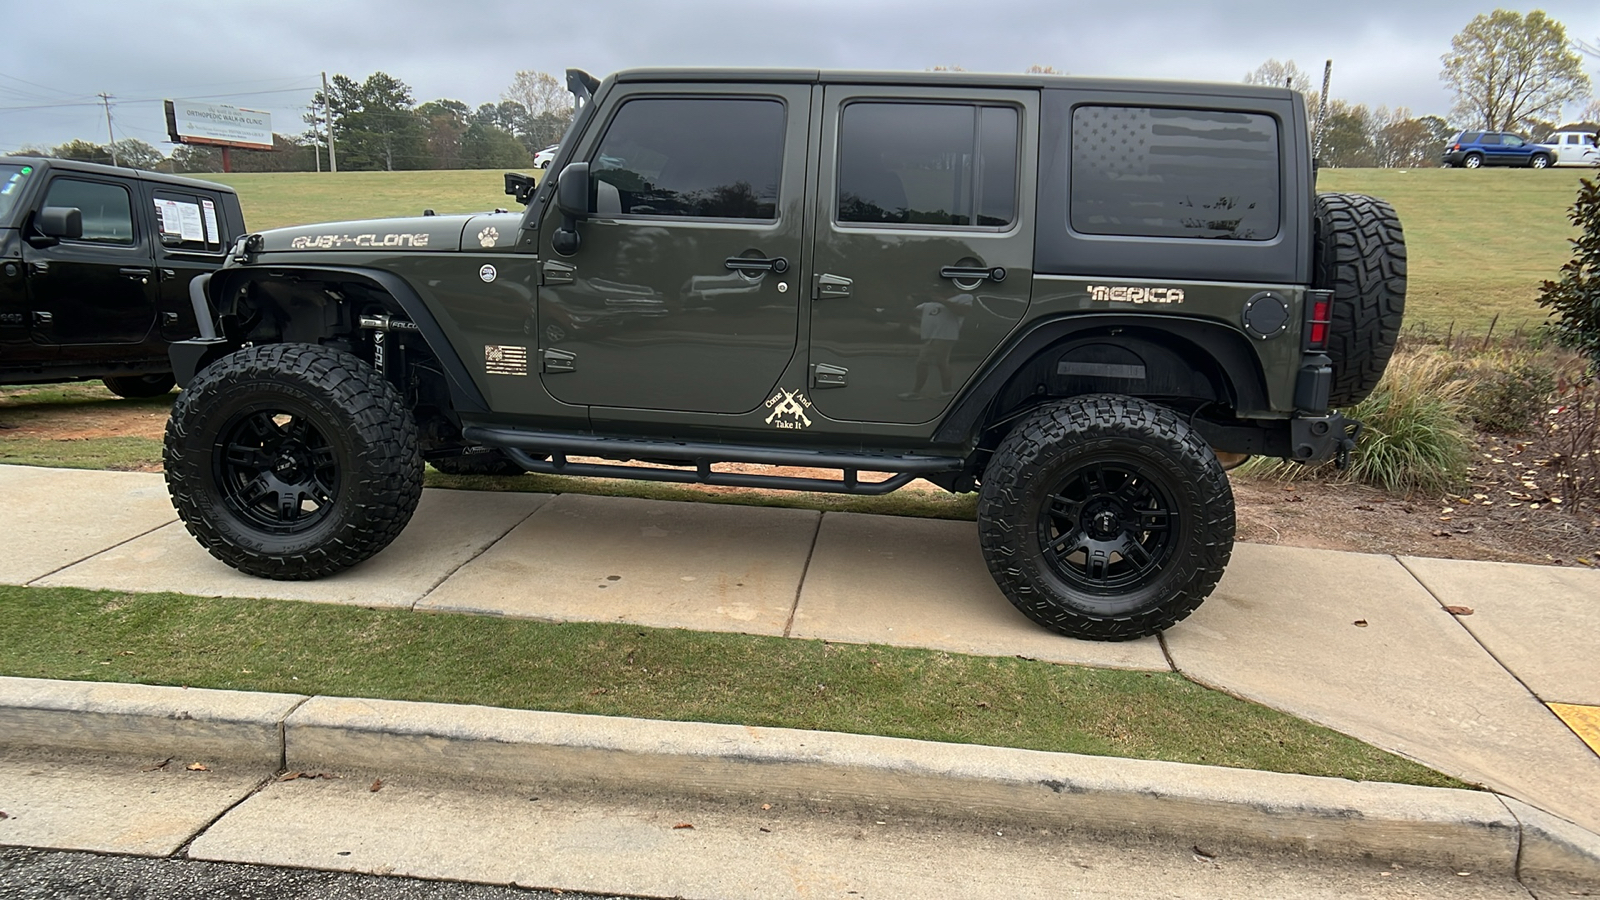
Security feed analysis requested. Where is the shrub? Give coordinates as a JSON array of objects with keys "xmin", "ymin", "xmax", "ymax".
[
  {"xmin": 1461, "ymin": 354, "xmax": 1557, "ymax": 434},
  {"xmin": 1240, "ymin": 348, "xmax": 1472, "ymax": 497},
  {"xmin": 1538, "ymin": 177, "xmax": 1600, "ymax": 365}
]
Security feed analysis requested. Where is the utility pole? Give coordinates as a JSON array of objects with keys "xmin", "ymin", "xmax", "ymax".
[
  {"xmin": 322, "ymin": 72, "xmax": 338, "ymax": 173},
  {"xmin": 99, "ymin": 93, "xmax": 117, "ymax": 165}
]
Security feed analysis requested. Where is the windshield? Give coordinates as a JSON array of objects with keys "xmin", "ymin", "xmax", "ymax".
[{"xmin": 0, "ymin": 164, "xmax": 34, "ymax": 224}]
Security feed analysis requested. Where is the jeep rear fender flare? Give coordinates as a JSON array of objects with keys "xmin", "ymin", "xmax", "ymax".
[
  {"xmin": 208, "ymin": 265, "xmax": 488, "ymax": 413},
  {"xmin": 931, "ymin": 314, "xmax": 1271, "ymax": 447}
]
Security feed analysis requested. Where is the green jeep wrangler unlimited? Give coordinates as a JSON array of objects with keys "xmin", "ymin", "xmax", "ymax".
[{"xmin": 164, "ymin": 68, "xmax": 1404, "ymax": 641}]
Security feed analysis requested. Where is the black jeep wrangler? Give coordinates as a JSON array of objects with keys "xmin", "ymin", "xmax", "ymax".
[
  {"xmin": 1, "ymin": 157, "xmax": 245, "ymax": 396},
  {"xmin": 164, "ymin": 68, "xmax": 1404, "ymax": 641}
]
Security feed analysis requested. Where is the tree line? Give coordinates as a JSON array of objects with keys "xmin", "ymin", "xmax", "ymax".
[{"xmin": 8, "ymin": 9, "xmax": 1598, "ymax": 174}]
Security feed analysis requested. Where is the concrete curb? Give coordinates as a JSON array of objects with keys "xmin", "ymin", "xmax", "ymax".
[{"xmin": 3, "ymin": 676, "xmax": 1597, "ymax": 885}]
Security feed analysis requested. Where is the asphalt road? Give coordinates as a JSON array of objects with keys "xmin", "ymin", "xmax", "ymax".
[{"xmin": 0, "ymin": 848, "xmax": 627, "ymax": 900}]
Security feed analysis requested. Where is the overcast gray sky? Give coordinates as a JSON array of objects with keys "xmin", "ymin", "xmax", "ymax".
[{"xmin": 4, "ymin": 0, "xmax": 1598, "ymax": 154}]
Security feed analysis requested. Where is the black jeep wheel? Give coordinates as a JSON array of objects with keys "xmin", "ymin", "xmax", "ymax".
[
  {"xmin": 164, "ymin": 343, "xmax": 423, "ymax": 580},
  {"xmin": 977, "ymin": 395, "xmax": 1235, "ymax": 641},
  {"xmin": 103, "ymin": 373, "xmax": 175, "ymax": 399},
  {"xmin": 429, "ymin": 447, "xmax": 528, "ymax": 476},
  {"xmin": 1314, "ymin": 192, "xmax": 1407, "ymax": 407}
]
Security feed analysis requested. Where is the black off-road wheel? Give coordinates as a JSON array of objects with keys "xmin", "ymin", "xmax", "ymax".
[
  {"xmin": 977, "ymin": 395, "xmax": 1235, "ymax": 641},
  {"xmin": 103, "ymin": 373, "xmax": 175, "ymax": 399},
  {"xmin": 1315, "ymin": 192, "xmax": 1407, "ymax": 407},
  {"xmin": 163, "ymin": 343, "xmax": 424, "ymax": 580},
  {"xmin": 429, "ymin": 448, "xmax": 528, "ymax": 476}
]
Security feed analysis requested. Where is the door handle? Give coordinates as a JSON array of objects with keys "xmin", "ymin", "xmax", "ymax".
[
  {"xmin": 725, "ymin": 256, "xmax": 789, "ymax": 274},
  {"xmin": 120, "ymin": 267, "xmax": 152, "ymax": 284},
  {"xmin": 940, "ymin": 265, "xmax": 1006, "ymax": 283}
]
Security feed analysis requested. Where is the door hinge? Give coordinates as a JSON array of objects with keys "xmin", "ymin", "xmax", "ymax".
[
  {"xmin": 541, "ymin": 260, "xmax": 575, "ymax": 286},
  {"xmin": 812, "ymin": 363, "xmax": 848, "ymax": 388},
  {"xmin": 542, "ymin": 347, "xmax": 576, "ymax": 373},
  {"xmin": 813, "ymin": 273, "xmax": 852, "ymax": 300}
]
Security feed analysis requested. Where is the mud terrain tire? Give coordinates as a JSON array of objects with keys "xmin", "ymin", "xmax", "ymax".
[
  {"xmin": 1315, "ymin": 192, "xmax": 1407, "ymax": 407},
  {"xmin": 977, "ymin": 395, "xmax": 1235, "ymax": 641},
  {"xmin": 164, "ymin": 343, "xmax": 423, "ymax": 579}
]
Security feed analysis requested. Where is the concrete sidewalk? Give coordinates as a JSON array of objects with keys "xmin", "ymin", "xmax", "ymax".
[{"xmin": 2, "ymin": 465, "xmax": 1598, "ymax": 882}]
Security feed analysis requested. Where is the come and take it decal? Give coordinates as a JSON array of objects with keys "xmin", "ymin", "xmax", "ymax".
[{"xmin": 764, "ymin": 388, "xmax": 813, "ymax": 429}]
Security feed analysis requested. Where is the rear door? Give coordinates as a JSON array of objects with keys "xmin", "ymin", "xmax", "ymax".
[
  {"xmin": 806, "ymin": 86, "xmax": 1037, "ymax": 424},
  {"xmin": 22, "ymin": 173, "xmax": 157, "ymax": 348},
  {"xmin": 535, "ymin": 84, "xmax": 811, "ymax": 414}
]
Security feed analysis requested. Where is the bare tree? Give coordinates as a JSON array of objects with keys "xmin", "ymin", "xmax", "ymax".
[
  {"xmin": 1025, "ymin": 65, "xmax": 1065, "ymax": 75},
  {"xmin": 503, "ymin": 70, "xmax": 571, "ymax": 119},
  {"xmin": 1440, "ymin": 9, "xmax": 1590, "ymax": 132},
  {"xmin": 1243, "ymin": 59, "xmax": 1313, "ymax": 94}
]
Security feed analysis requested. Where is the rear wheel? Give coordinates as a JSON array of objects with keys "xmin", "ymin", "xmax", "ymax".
[
  {"xmin": 1463, "ymin": 153, "xmax": 1483, "ymax": 168},
  {"xmin": 977, "ymin": 395, "xmax": 1235, "ymax": 641},
  {"xmin": 103, "ymin": 373, "xmax": 175, "ymax": 399},
  {"xmin": 164, "ymin": 343, "xmax": 423, "ymax": 579},
  {"xmin": 1530, "ymin": 153, "xmax": 1551, "ymax": 169}
]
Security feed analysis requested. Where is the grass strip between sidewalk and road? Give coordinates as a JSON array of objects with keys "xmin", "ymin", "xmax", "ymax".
[{"xmin": 0, "ymin": 583, "xmax": 1465, "ymax": 790}]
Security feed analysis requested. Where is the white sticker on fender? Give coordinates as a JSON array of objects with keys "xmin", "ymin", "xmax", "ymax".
[{"xmin": 485, "ymin": 344, "xmax": 528, "ymax": 376}]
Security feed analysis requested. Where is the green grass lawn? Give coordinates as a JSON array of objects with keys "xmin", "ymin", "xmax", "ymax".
[
  {"xmin": 0, "ymin": 583, "xmax": 1464, "ymax": 788},
  {"xmin": 203, "ymin": 166, "xmax": 1590, "ymax": 335},
  {"xmin": 1318, "ymin": 167, "xmax": 1587, "ymax": 333}
]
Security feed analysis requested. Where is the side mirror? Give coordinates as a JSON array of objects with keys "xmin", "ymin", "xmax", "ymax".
[
  {"xmin": 34, "ymin": 207, "xmax": 83, "ymax": 244},
  {"xmin": 556, "ymin": 162, "xmax": 591, "ymax": 218},
  {"xmin": 552, "ymin": 162, "xmax": 590, "ymax": 255}
]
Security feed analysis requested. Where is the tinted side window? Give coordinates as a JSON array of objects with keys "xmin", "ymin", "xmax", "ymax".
[
  {"xmin": 1459, "ymin": 132, "xmax": 1483, "ymax": 143},
  {"xmin": 43, "ymin": 178, "xmax": 133, "ymax": 244},
  {"xmin": 591, "ymin": 97, "xmax": 784, "ymax": 220},
  {"xmin": 837, "ymin": 103, "xmax": 1019, "ymax": 228},
  {"xmin": 1478, "ymin": 133, "xmax": 1503, "ymax": 145},
  {"xmin": 1070, "ymin": 106, "xmax": 1280, "ymax": 241}
]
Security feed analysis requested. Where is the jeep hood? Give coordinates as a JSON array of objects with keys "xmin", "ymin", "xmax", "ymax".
[{"xmin": 255, "ymin": 212, "xmax": 524, "ymax": 253}]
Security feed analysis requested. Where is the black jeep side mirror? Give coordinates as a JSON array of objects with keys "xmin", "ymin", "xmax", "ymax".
[
  {"xmin": 32, "ymin": 206, "xmax": 83, "ymax": 246},
  {"xmin": 552, "ymin": 162, "xmax": 590, "ymax": 255}
]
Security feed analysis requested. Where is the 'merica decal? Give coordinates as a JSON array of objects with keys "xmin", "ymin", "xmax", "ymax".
[
  {"xmin": 1087, "ymin": 285, "xmax": 1185, "ymax": 304},
  {"xmin": 290, "ymin": 233, "xmax": 431, "ymax": 250}
]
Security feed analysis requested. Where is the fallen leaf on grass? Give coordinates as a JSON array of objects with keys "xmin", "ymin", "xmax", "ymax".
[
  {"xmin": 1431, "ymin": 530, "xmax": 1452, "ymax": 538},
  {"xmin": 673, "ymin": 823, "xmax": 694, "ymax": 830},
  {"xmin": 1444, "ymin": 606, "xmax": 1475, "ymax": 616},
  {"xmin": 185, "ymin": 762, "xmax": 209, "ymax": 772},
  {"xmin": 761, "ymin": 804, "xmax": 772, "ymax": 810},
  {"xmin": 1353, "ymin": 619, "xmax": 1369, "ymax": 627},
  {"xmin": 369, "ymin": 779, "xmax": 383, "ymax": 792}
]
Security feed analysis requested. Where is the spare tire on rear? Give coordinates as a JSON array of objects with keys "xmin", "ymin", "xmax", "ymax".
[{"xmin": 1314, "ymin": 192, "xmax": 1407, "ymax": 407}]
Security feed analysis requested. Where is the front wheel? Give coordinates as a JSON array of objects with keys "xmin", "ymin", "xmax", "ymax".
[
  {"xmin": 977, "ymin": 395, "xmax": 1235, "ymax": 641},
  {"xmin": 163, "ymin": 343, "xmax": 423, "ymax": 579}
]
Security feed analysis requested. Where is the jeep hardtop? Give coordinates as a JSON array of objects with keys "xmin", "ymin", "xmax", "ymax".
[{"xmin": 163, "ymin": 67, "xmax": 1405, "ymax": 641}]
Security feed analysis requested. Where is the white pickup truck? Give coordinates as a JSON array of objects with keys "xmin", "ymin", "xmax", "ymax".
[{"xmin": 1540, "ymin": 130, "xmax": 1600, "ymax": 167}]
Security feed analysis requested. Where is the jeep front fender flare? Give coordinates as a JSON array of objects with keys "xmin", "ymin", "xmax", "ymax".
[
  {"xmin": 199, "ymin": 264, "xmax": 489, "ymax": 413},
  {"xmin": 931, "ymin": 314, "xmax": 1271, "ymax": 447}
]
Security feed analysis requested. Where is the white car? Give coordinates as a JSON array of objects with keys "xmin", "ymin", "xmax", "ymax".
[
  {"xmin": 532, "ymin": 144, "xmax": 559, "ymax": 169},
  {"xmin": 1539, "ymin": 131, "xmax": 1600, "ymax": 167}
]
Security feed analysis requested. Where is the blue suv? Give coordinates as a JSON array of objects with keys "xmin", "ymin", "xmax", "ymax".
[{"xmin": 1442, "ymin": 131, "xmax": 1553, "ymax": 168}]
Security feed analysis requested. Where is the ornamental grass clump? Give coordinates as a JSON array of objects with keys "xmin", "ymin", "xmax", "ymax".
[{"xmin": 1240, "ymin": 346, "xmax": 1471, "ymax": 497}]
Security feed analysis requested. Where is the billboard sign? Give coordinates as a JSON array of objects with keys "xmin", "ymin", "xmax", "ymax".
[{"xmin": 165, "ymin": 100, "xmax": 273, "ymax": 151}]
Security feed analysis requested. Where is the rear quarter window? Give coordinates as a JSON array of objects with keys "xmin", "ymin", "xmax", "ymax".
[{"xmin": 1069, "ymin": 105, "xmax": 1280, "ymax": 241}]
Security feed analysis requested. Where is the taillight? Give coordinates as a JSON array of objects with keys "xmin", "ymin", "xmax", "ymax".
[
  {"xmin": 1451, "ymin": 143, "xmax": 1461, "ymax": 151},
  {"xmin": 1308, "ymin": 297, "xmax": 1332, "ymax": 348}
]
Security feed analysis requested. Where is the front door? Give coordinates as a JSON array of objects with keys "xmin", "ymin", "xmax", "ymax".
[
  {"xmin": 536, "ymin": 85, "xmax": 811, "ymax": 414},
  {"xmin": 23, "ymin": 174, "xmax": 156, "ymax": 347},
  {"xmin": 807, "ymin": 86, "xmax": 1038, "ymax": 424}
]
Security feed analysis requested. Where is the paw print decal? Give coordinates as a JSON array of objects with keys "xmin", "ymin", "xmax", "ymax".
[{"xmin": 478, "ymin": 226, "xmax": 499, "ymax": 248}]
